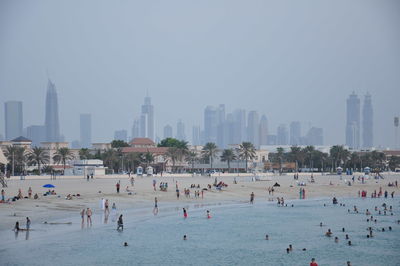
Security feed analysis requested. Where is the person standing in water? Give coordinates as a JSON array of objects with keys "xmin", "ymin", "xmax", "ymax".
[
  {"xmin": 310, "ymin": 258, "xmax": 318, "ymax": 266},
  {"xmin": 26, "ymin": 217, "xmax": 31, "ymax": 230},
  {"xmin": 183, "ymin": 208, "xmax": 188, "ymax": 218},
  {"xmin": 86, "ymin": 208, "xmax": 92, "ymax": 226},
  {"xmin": 117, "ymin": 214, "xmax": 123, "ymax": 230},
  {"xmin": 206, "ymin": 210, "xmax": 211, "ymax": 219},
  {"xmin": 80, "ymin": 209, "xmax": 85, "ymax": 223},
  {"xmin": 250, "ymin": 192, "xmax": 255, "ymax": 204}
]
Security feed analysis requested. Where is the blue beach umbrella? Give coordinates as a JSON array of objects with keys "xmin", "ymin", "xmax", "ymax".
[{"xmin": 43, "ymin": 184, "xmax": 55, "ymax": 188}]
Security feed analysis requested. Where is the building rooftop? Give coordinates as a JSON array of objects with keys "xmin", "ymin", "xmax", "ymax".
[
  {"xmin": 11, "ymin": 136, "xmax": 32, "ymax": 142},
  {"xmin": 130, "ymin": 138, "xmax": 155, "ymax": 146}
]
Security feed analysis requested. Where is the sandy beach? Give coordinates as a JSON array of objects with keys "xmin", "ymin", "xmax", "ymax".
[{"xmin": 1, "ymin": 172, "xmax": 399, "ymax": 231}]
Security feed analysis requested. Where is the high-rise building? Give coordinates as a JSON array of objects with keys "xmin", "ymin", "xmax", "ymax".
[
  {"xmin": 114, "ymin": 130, "xmax": 128, "ymax": 142},
  {"xmin": 4, "ymin": 101, "xmax": 23, "ymax": 140},
  {"xmin": 346, "ymin": 92, "xmax": 361, "ymax": 149},
  {"xmin": 267, "ymin": 135, "xmax": 277, "ymax": 145},
  {"xmin": 26, "ymin": 125, "xmax": 45, "ymax": 147},
  {"xmin": 247, "ymin": 111, "xmax": 260, "ymax": 147},
  {"xmin": 204, "ymin": 106, "xmax": 218, "ymax": 143},
  {"xmin": 259, "ymin": 115, "xmax": 268, "ymax": 146},
  {"xmin": 362, "ymin": 93, "xmax": 373, "ymax": 148},
  {"xmin": 176, "ymin": 120, "xmax": 186, "ymax": 141},
  {"xmin": 141, "ymin": 94, "xmax": 154, "ymax": 140},
  {"xmin": 233, "ymin": 109, "xmax": 246, "ymax": 144},
  {"xmin": 290, "ymin": 121, "xmax": 301, "ymax": 146},
  {"xmin": 131, "ymin": 118, "xmax": 140, "ymax": 139},
  {"xmin": 163, "ymin": 124, "xmax": 173, "ymax": 139},
  {"xmin": 305, "ymin": 127, "xmax": 323, "ymax": 145},
  {"xmin": 277, "ymin": 124, "xmax": 288, "ymax": 145},
  {"xmin": 192, "ymin": 126, "xmax": 201, "ymax": 145},
  {"xmin": 216, "ymin": 104, "xmax": 226, "ymax": 148},
  {"xmin": 45, "ymin": 79, "xmax": 60, "ymax": 142},
  {"xmin": 80, "ymin": 114, "xmax": 91, "ymax": 148}
]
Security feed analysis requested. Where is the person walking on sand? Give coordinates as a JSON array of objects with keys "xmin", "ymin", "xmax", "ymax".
[
  {"xmin": 116, "ymin": 182, "xmax": 120, "ymax": 193},
  {"xmin": 1, "ymin": 189, "xmax": 5, "ymax": 202},
  {"xmin": 28, "ymin": 187, "xmax": 32, "ymax": 198},
  {"xmin": 250, "ymin": 192, "xmax": 255, "ymax": 204},
  {"xmin": 86, "ymin": 208, "xmax": 92, "ymax": 226}
]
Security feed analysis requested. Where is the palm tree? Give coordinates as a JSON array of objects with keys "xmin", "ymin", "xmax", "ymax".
[
  {"xmin": 186, "ymin": 151, "xmax": 198, "ymax": 173},
  {"xmin": 4, "ymin": 146, "xmax": 18, "ymax": 176},
  {"xmin": 288, "ymin": 146, "xmax": 302, "ymax": 171},
  {"xmin": 202, "ymin": 142, "xmax": 218, "ymax": 170},
  {"xmin": 276, "ymin": 147, "xmax": 285, "ymax": 174},
  {"xmin": 238, "ymin": 142, "xmax": 256, "ymax": 173},
  {"xmin": 166, "ymin": 147, "xmax": 180, "ymax": 173},
  {"xmin": 303, "ymin": 146, "xmax": 315, "ymax": 171},
  {"xmin": 220, "ymin": 149, "xmax": 236, "ymax": 173},
  {"xmin": 124, "ymin": 152, "xmax": 143, "ymax": 173},
  {"xmin": 144, "ymin": 152, "xmax": 154, "ymax": 168},
  {"xmin": 27, "ymin": 147, "xmax": 49, "ymax": 175},
  {"xmin": 79, "ymin": 148, "xmax": 91, "ymax": 159},
  {"xmin": 330, "ymin": 145, "xmax": 350, "ymax": 169},
  {"xmin": 53, "ymin": 147, "xmax": 75, "ymax": 173},
  {"xmin": 101, "ymin": 149, "xmax": 118, "ymax": 173}
]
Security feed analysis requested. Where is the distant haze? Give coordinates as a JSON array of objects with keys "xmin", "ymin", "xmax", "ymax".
[{"xmin": 0, "ymin": 0, "xmax": 399, "ymax": 147}]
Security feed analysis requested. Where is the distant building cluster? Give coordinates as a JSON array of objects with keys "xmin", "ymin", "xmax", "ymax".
[{"xmin": 346, "ymin": 92, "xmax": 373, "ymax": 150}]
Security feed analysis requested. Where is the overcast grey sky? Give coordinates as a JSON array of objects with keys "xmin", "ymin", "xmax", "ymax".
[{"xmin": 0, "ymin": 0, "xmax": 399, "ymax": 147}]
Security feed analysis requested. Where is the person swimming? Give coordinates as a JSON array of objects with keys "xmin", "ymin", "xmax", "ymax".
[
  {"xmin": 183, "ymin": 208, "xmax": 188, "ymax": 218},
  {"xmin": 206, "ymin": 210, "xmax": 211, "ymax": 219},
  {"xmin": 348, "ymin": 241, "xmax": 352, "ymax": 246},
  {"xmin": 345, "ymin": 234, "xmax": 349, "ymax": 240},
  {"xmin": 334, "ymin": 237, "xmax": 339, "ymax": 243},
  {"xmin": 124, "ymin": 242, "xmax": 128, "ymax": 246},
  {"xmin": 325, "ymin": 229, "xmax": 332, "ymax": 237},
  {"xmin": 265, "ymin": 234, "xmax": 269, "ymax": 240},
  {"xmin": 183, "ymin": 235, "xmax": 187, "ymax": 240}
]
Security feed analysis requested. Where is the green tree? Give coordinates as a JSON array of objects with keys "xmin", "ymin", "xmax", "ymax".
[
  {"xmin": 186, "ymin": 151, "xmax": 198, "ymax": 173},
  {"xmin": 101, "ymin": 149, "xmax": 119, "ymax": 173},
  {"xmin": 53, "ymin": 147, "xmax": 75, "ymax": 172},
  {"xmin": 220, "ymin": 149, "xmax": 236, "ymax": 173},
  {"xmin": 202, "ymin": 142, "xmax": 218, "ymax": 169},
  {"xmin": 166, "ymin": 147, "xmax": 180, "ymax": 173},
  {"xmin": 4, "ymin": 146, "xmax": 19, "ymax": 176},
  {"xmin": 303, "ymin": 146, "xmax": 315, "ymax": 171},
  {"xmin": 330, "ymin": 145, "xmax": 350, "ymax": 169},
  {"xmin": 288, "ymin": 146, "xmax": 302, "ymax": 171},
  {"xmin": 79, "ymin": 148, "xmax": 92, "ymax": 159},
  {"xmin": 276, "ymin": 147, "xmax": 285, "ymax": 174},
  {"xmin": 111, "ymin": 140, "xmax": 129, "ymax": 148},
  {"xmin": 27, "ymin": 147, "xmax": 49, "ymax": 175},
  {"xmin": 143, "ymin": 152, "xmax": 154, "ymax": 168},
  {"xmin": 124, "ymin": 152, "xmax": 143, "ymax": 173},
  {"xmin": 238, "ymin": 142, "xmax": 256, "ymax": 173}
]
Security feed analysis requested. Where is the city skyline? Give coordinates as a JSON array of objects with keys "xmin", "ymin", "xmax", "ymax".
[{"xmin": 1, "ymin": 1, "xmax": 399, "ymax": 148}]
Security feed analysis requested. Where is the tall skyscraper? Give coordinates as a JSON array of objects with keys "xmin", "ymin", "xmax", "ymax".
[
  {"xmin": 204, "ymin": 106, "xmax": 218, "ymax": 143},
  {"xmin": 141, "ymin": 94, "xmax": 154, "ymax": 140},
  {"xmin": 216, "ymin": 104, "xmax": 226, "ymax": 148},
  {"xmin": 80, "ymin": 114, "xmax": 92, "ymax": 148},
  {"xmin": 192, "ymin": 126, "xmax": 201, "ymax": 145},
  {"xmin": 114, "ymin": 130, "xmax": 127, "ymax": 142},
  {"xmin": 346, "ymin": 92, "xmax": 360, "ymax": 149},
  {"xmin": 163, "ymin": 124, "xmax": 173, "ymax": 139},
  {"xmin": 362, "ymin": 93, "xmax": 373, "ymax": 148},
  {"xmin": 289, "ymin": 121, "xmax": 301, "ymax": 145},
  {"xmin": 176, "ymin": 120, "xmax": 186, "ymax": 141},
  {"xmin": 4, "ymin": 101, "xmax": 23, "ymax": 140},
  {"xmin": 131, "ymin": 119, "xmax": 140, "ymax": 139},
  {"xmin": 277, "ymin": 124, "xmax": 289, "ymax": 145},
  {"xmin": 233, "ymin": 109, "xmax": 246, "ymax": 144},
  {"xmin": 247, "ymin": 111, "xmax": 260, "ymax": 147},
  {"xmin": 26, "ymin": 125, "xmax": 45, "ymax": 147},
  {"xmin": 259, "ymin": 115, "xmax": 268, "ymax": 146},
  {"xmin": 45, "ymin": 79, "xmax": 60, "ymax": 142}
]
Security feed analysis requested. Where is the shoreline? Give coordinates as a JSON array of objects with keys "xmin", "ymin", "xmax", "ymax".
[{"xmin": 1, "ymin": 173, "xmax": 399, "ymax": 232}]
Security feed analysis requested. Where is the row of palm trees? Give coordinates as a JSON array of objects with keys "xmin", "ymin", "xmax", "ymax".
[
  {"xmin": 3, "ymin": 146, "xmax": 74, "ymax": 175},
  {"xmin": 269, "ymin": 145, "xmax": 396, "ymax": 172}
]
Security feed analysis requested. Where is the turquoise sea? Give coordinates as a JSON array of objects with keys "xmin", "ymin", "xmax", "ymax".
[{"xmin": 1, "ymin": 197, "xmax": 399, "ymax": 266}]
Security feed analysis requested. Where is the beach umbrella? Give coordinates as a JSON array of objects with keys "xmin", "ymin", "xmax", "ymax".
[{"xmin": 43, "ymin": 184, "xmax": 55, "ymax": 188}]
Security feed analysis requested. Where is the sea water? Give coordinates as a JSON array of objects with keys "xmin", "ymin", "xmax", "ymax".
[{"xmin": 1, "ymin": 197, "xmax": 399, "ymax": 266}]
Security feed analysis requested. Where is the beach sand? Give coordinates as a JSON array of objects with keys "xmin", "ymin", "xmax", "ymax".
[{"xmin": 1, "ymin": 172, "xmax": 399, "ymax": 231}]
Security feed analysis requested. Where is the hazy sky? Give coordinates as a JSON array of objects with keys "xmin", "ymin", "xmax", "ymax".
[{"xmin": 1, "ymin": 0, "xmax": 399, "ymax": 147}]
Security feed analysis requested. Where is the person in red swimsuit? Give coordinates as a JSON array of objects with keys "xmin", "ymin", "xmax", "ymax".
[{"xmin": 310, "ymin": 258, "xmax": 318, "ymax": 266}]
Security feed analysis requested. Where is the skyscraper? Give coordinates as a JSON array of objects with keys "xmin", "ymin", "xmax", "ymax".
[
  {"xmin": 80, "ymin": 114, "xmax": 92, "ymax": 148},
  {"xmin": 45, "ymin": 79, "xmax": 60, "ymax": 142},
  {"xmin": 176, "ymin": 120, "xmax": 186, "ymax": 141},
  {"xmin": 192, "ymin": 126, "xmax": 201, "ymax": 145},
  {"xmin": 247, "ymin": 111, "xmax": 260, "ymax": 147},
  {"xmin": 4, "ymin": 101, "xmax": 23, "ymax": 140},
  {"xmin": 259, "ymin": 115, "xmax": 268, "ymax": 146},
  {"xmin": 204, "ymin": 106, "xmax": 218, "ymax": 143},
  {"xmin": 362, "ymin": 93, "xmax": 373, "ymax": 148},
  {"xmin": 305, "ymin": 127, "xmax": 323, "ymax": 145},
  {"xmin": 26, "ymin": 125, "xmax": 45, "ymax": 147},
  {"xmin": 141, "ymin": 94, "xmax": 154, "ymax": 140},
  {"xmin": 233, "ymin": 109, "xmax": 246, "ymax": 144},
  {"xmin": 346, "ymin": 92, "xmax": 360, "ymax": 149},
  {"xmin": 114, "ymin": 130, "xmax": 127, "ymax": 142},
  {"xmin": 289, "ymin": 121, "xmax": 301, "ymax": 145},
  {"xmin": 277, "ymin": 124, "xmax": 289, "ymax": 145},
  {"xmin": 163, "ymin": 124, "xmax": 173, "ymax": 139},
  {"xmin": 131, "ymin": 119, "xmax": 140, "ymax": 139}
]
